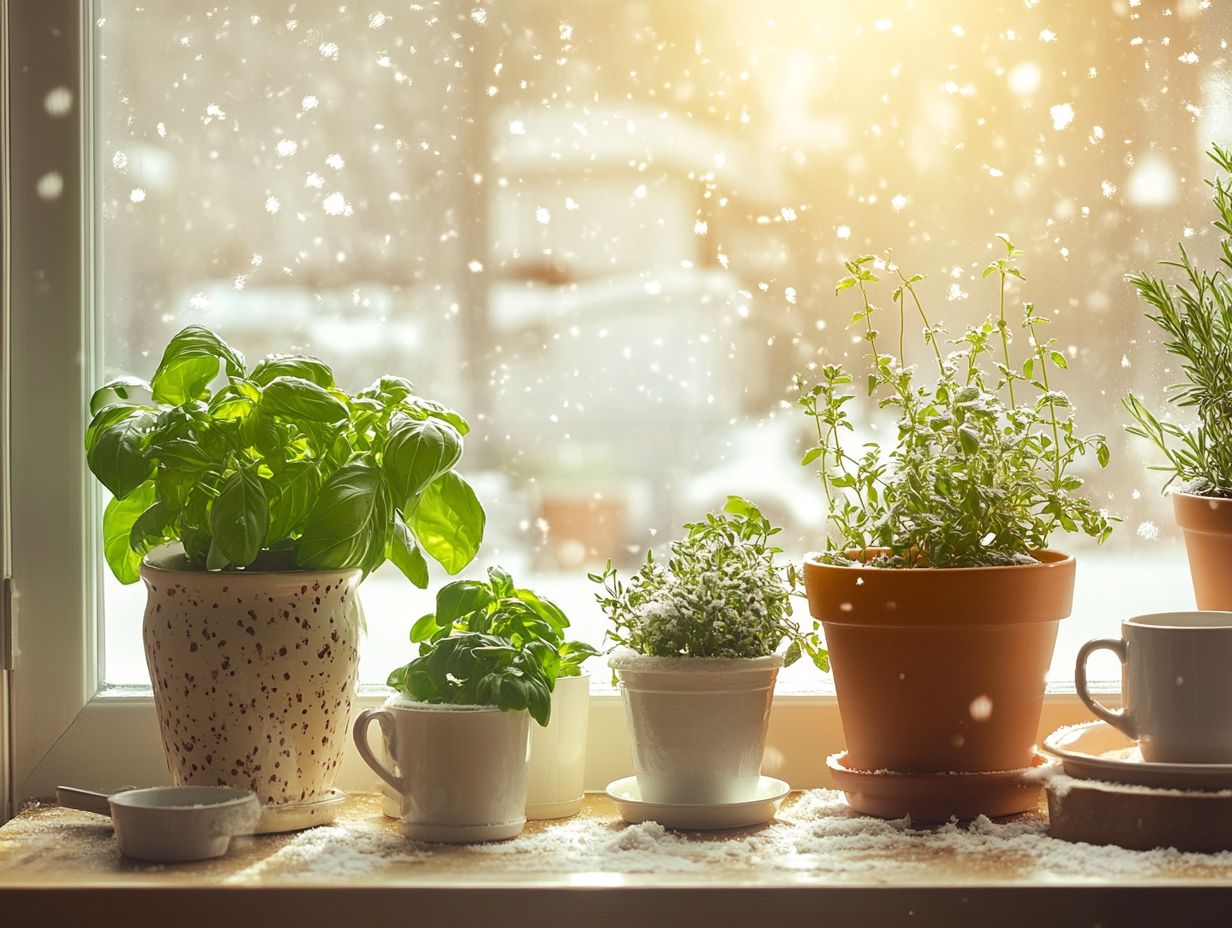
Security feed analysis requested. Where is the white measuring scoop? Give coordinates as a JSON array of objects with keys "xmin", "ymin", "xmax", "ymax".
[{"xmin": 56, "ymin": 785, "xmax": 261, "ymax": 862}]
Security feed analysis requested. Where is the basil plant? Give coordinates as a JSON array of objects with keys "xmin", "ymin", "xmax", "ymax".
[{"xmin": 85, "ymin": 325, "xmax": 485, "ymax": 584}]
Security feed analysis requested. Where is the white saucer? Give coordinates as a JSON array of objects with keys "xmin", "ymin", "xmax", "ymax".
[
  {"xmin": 605, "ymin": 776, "xmax": 789, "ymax": 830},
  {"xmin": 253, "ymin": 789, "xmax": 346, "ymax": 834},
  {"xmin": 1043, "ymin": 721, "xmax": 1232, "ymax": 791}
]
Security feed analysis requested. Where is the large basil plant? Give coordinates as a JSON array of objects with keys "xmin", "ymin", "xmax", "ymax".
[{"xmin": 86, "ymin": 325, "xmax": 485, "ymax": 584}]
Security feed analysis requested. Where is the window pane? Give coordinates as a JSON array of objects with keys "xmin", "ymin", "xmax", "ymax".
[{"xmin": 99, "ymin": 1, "xmax": 1222, "ymax": 689}]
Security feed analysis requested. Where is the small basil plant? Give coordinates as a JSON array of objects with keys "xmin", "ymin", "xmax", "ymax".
[
  {"xmin": 398, "ymin": 564, "xmax": 599, "ymax": 683},
  {"xmin": 85, "ymin": 325, "xmax": 485, "ymax": 584},
  {"xmin": 591, "ymin": 497, "xmax": 828, "ymax": 671},
  {"xmin": 386, "ymin": 633, "xmax": 555, "ymax": 726}
]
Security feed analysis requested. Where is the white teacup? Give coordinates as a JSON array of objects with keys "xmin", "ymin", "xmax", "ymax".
[
  {"xmin": 353, "ymin": 696, "xmax": 531, "ymax": 842},
  {"xmin": 1076, "ymin": 611, "xmax": 1232, "ymax": 764}
]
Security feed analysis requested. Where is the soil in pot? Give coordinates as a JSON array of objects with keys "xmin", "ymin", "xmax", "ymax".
[
  {"xmin": 804, "ymin": 550, "xmax": 1074, "ymax": 779},
  {"xmin": 1173, "ymin": 491, "xmax": 1232, "ymax": 610},
  {"xmin": 141, "ymin": 544, "xmax": 362, "ymax": 828}
]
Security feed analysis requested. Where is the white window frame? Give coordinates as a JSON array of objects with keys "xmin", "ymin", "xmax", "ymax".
[{"xmin": 1, "ymin": 0, "xmax": 1117, "ymax": 822}]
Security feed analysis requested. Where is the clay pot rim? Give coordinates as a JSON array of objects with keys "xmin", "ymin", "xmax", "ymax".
[
  {"xmin": 803, "ymin": 547, "xmax": 1073, "ymax": 574},
  {"xmin": 140, "ymin": 542, "xmax": 363, "ymax": 581}
]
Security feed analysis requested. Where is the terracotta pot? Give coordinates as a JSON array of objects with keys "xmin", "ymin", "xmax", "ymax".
[
  {"xmin": 140, "ymin": 544, "xmax": 362, "ymax": 831},
  {"xmin": 803, "ymin": 550, "xmax": 1074, "ymax": 775},
  {"xmin": 609, "ymin": 651, "xmax": 782, "ymax": 805},
  {"xmin": 1173, "ymin": 492, "xmax": 1232, "ymax": 610}
]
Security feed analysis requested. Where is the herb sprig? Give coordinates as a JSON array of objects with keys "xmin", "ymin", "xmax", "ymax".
[
  {"xmin": 797, "ymin": 237, "xmax": 1114, "ymax": 568},
  {"xmin": 86, "ymin": 325, "xmax": 485, "ymax": 583},
  {"xmin": 591, "ymin": 497, "xmax": 828, "ymax": 670},
  {"xmin": 1124, "ymin": 145, "xmax": 1232, "ymax": 496}
]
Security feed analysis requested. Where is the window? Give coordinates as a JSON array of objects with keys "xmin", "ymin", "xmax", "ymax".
[{"xmin": 6, "ymin": 0, "xmax": 1225, "ymax": 804}]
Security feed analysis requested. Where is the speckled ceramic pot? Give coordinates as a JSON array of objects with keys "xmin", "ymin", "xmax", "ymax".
[{"xmin": 140, "ymin": 544, "xmax": 362, "ymax": 832}]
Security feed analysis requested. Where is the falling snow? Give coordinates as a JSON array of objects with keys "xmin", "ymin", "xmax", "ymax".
[
  {"xmin": 129, "ymin": 187, "xmax": 146, "ymax": 203},
  {"xmin": 1050, "ymin": 103, "xmax": 1075, "ymax": 130},
  {"xmin": 276, "ymin": 139, "xmax": 298, "ymax": 157},
  {"xmin": 322, "ymin": 192, "xmax": 351, "ymax": 216}
]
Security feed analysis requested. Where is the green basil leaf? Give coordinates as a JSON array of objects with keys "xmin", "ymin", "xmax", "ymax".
[
  {"xmin": 150, "ymin": 438, "xmax": 213, "ymax": 472},
  {"xmin": 150, "ymin": 325, "xmax": 245, "ymax": 405},
  {"xmin": 434, "ymin": 579, "xmax": 493, "ymax": 627},
  {"xmin": 250, "ymin": 355, "xmax": 335, "ymax": 389},
  {"xmin": 387, "ymin": 515, "xmax": 430, "ymax": 588},
  {"xmin": 90, "ymin": 376, "xmax": 151, "ymax": 415},
  {"xmin": 383, "ymin": 416, "xmax": 463, "ymax": 507},
  {"xmin": 103, "ymin": 481, "xmax": 157, "ymax": 583},
  {"xmin": 409, "ymin": 612, "xmax": 441, "ymax": 643},
  {"xmin": 412, "ymin": 398, "xmax": 471, "ymax": 436},
  {"xmin": 261, "ymin": 376, "xmax": 349, "ymax": 424},
  {"xmin": 208, "ymin": 468, "xmax": 269, "ymax": 567},
  {"xmin": 87, "ymin": 413, "xmax": 154, "ymax": 499},
  {"xmin": 266, "ymin": 461, "xmax": 321, "ymax": 541},
  {"xmin": 129, "ymin": 501, "xmax": 172, "ymax": 555},
  {"xmin": 296, "ymin": 460, "xmax": 391, "ymax": 573},
  {"xmin": 359, "ymin": 374, "xmax": 415, "ymax": 405},
  {"xmin": 410, "ymin": 472, "xmax": 485, "ymax": 574},
  {"xmin": 84, "ymin": 403, "xmax": 143, "ymax": 454}
]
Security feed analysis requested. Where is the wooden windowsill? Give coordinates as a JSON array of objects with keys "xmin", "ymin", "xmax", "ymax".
[{"xmin": 2, "ymin": 792, "xmax": 1231, "ymax": 927}]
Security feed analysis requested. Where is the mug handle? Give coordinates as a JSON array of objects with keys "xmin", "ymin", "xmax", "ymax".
[
  {"xmin": 353, "ymin": 708, "xmax": 407, "ymax": 794},
  {"xmin": 1075, "ymin": 638, "xmax": 1135, "ymax": 739}
]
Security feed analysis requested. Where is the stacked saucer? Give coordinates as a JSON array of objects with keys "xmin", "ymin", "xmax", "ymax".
[{"xmin": 1041, "ymin": 721, "xmax": 1232, "ymax": 852}]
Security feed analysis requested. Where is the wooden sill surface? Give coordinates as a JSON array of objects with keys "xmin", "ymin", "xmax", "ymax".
[{"xmin": 2, "ymin": 792, "xmax": 1231, "ymax": 927}]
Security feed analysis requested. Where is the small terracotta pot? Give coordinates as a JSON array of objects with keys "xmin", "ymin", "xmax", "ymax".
[
  {"xmin": 1173, "ymin": 492, "xmax": 1232, "ymax": 610},
  {"xmin": 803, "ymin": 550, "xmax": 1074, "ymax": 775}
]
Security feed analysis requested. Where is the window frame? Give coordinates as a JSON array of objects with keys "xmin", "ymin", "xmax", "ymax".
[{"xmin": 2, "ymin": 0, "xmax": 1118, "ymax": 821}]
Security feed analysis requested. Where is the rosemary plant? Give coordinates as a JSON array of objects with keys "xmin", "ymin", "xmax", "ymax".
[
  {"xmin": 1124, "ymin": 145, "xmax": 1232, "ymax": 496},
  {"xmin": 797, "ymin": 237, "xmax": 1114, "ymax": 568}
]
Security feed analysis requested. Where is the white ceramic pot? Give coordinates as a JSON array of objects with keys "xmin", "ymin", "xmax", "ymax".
[
  {"xmin": 609, "ymin": 651, "xmax": 782, "ymax": 805},
  {"xmin": 355, "ymin": 696, "xmax": 531, "ymax": 842},
  {"xmin": 526, "ymin": 673, "xmax": 590, "ymax": 820},
  {"xmin": 140, "ymin": 544, "xmax": 362, "ymax": 832}
]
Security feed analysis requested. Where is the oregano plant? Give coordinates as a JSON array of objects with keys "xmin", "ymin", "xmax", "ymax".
[
  {"xmin": 797, "ymin": 237, "xmax": 1115, "ymax": 568},
  {"xmin": 85, "ymin": 325, "xmax": 485, "ymax": 583},
  {"xmin": 591, "ymin": 497, "xmax": 829, "ymax": 670},
  {"xmin": 1123, "ymin": 145, "xmax": 1232, "ymax": 496}
]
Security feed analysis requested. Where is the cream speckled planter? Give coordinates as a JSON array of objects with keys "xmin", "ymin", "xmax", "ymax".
[{"xmin": 140, "ymin": 544, "xmax": 362, "ymax": 833}]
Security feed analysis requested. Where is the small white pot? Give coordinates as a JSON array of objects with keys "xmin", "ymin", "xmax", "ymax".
[
  {"xmin": 526, "ymin": 673, "xmax": 590, "ymax": 820},
  {"xmin": 355, "ymin": 696, "xmax": 530, "ymax": 843},
  {"xmin": 610, "ymin": 651, "xmax": 782, "ymax": 805}
]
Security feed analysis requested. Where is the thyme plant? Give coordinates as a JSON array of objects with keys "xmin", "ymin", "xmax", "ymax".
[
  {"xmin": 591, "ymin": 497, "xmax": 828, "ymax": 670},
  {"xmin": 797, "ymin": 237, "xmax": 1114, "ymax": 568},
  {"xmin": 1124, "ymin": 145, "xmax": 1232, "ymax": 496}
]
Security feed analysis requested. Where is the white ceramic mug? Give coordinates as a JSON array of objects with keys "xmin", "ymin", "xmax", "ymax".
[
  {"xmin": 353, "ymin": 697, "xmax": 531, "ymax": 842},
  {"xmin": 1076, "ymin": 611, "xmax": 1232, "ymax": 763}
]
